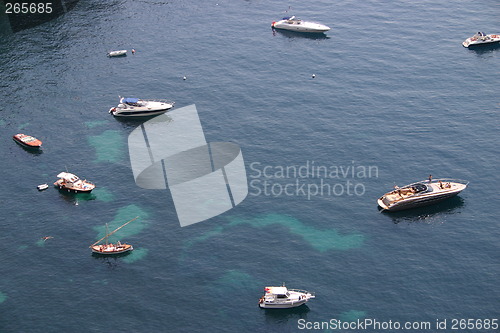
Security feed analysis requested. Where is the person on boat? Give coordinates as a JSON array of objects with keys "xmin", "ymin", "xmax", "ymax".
[
  {"xmin": 438, "ymin": 180, "xmax": 444, "ymax": 189},
  {"xmin": 428, "ymin": 174, "xmax": 432, "ymax": 183},
  {"xmin": 401, "ymin": 188, "xmax": 413, "ymax": 195}
]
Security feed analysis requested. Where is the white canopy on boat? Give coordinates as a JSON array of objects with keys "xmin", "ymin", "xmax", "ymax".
[
  {"xmin": 56, "ymin": 172, "xmax": 79, "ymax": 182},
  {"xmin": 266, "ymin": 287, "xmax": 288, "ymax": 294}
]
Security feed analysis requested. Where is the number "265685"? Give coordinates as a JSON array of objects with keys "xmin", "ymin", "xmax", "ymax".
[{"xmin": 5, "ymin": 3, "xmax": 53, "ymax": 14}]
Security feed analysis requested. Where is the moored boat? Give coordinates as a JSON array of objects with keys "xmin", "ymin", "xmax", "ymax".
[
  {"xmin": 37, "ymin": 184, "xmax": 49, "ymax": 191},
  {"xmin": 259, "ymin": 284, "xmax": 315, "ymax": 309},
  {"xmin": 378, "ymin": 178, "xmax": 468, "ymax": 211},
  {"xmin": 54, "ymin": 172, "xmax": 95, "ymax": 193},
  {"xmin": 109, "ymin": 97, "xmax": 175, "ymax": 117},
  {"xmin": 272, "ymin": 16, "xmax": 330, "ymax": 33},
  {"xmin": 13, "ymin": 133, "xmax": 42, "ymax": 148},
  {"xmin": 107, "ymin": 50, "xmax": 127, "ymax": 57},
  {"xmin": 91, "ymin": 241, "xmax": 133, "ymax": 255},
  {"xmin": 90, "ymin": 217, "xmax": 138, "ymax": 255},
  {"xmin": 463, "ymin": 32, "xmax": 500, "ymax": 48}
]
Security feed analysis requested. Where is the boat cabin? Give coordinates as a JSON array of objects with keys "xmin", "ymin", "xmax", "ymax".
[
  {"xmin": 266, "ymin": 286, "xmax": 290, "ymax": 298},
  {"xmin": 57, "ymin": 172, "xmax": 80, "ymax": 184}
]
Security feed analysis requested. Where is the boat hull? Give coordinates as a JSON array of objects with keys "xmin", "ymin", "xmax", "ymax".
[
  {"xmin": 378, "ymin": 191, "xmax": 461, "ymax": 211},
  {"xmin": 55, "ymin": 186, "xmax": 94, "ymax": 193},
  {"xmin": 91, "ymin": 244, "xmax": 133, "ymax": 255},
  {"xmin": 54, "ymin": 181, "xmax": 95, "ymax": 193},
  {"xmin": 259, "ymin": 299, "xmax": 308, "ymax": 308},
  {"xmin": 110, "ymin": 108, "xmax": 173, "ymax": 117},
  {"xmin": 463, "ymin": 40, "xmax": 500, "ymax": 48}
]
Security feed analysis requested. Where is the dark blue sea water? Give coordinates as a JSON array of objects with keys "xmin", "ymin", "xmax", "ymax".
[{"xmin": 0, "ymin": 1, "xmax": 499, "ymax": 332}]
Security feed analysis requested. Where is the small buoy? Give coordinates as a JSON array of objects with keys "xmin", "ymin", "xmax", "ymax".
[
  {"xmin": 183, "ymin": 76, "xmax": 187, "ymax": 80},
  {"xmin": 312, "ymin": 74, "xmax": 316, "ymax": 78}
]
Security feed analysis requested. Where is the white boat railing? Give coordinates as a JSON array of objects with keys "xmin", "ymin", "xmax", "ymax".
[
  {"xmin": 288, "ymin": 289, "xmax": 315, "ymax": 296},
  {"xmin": 140, "ymin": 99, "xmax": 175, "ymax": 105},
  {"xmin": 431, "ymin": 178, "xmax": 469, "ymax": 185},
  {"xmin": 265, "ymin": 298, "xmax": 308, "ymax": 304},
  {"xmin": 400, "ymin": 178, "xmax": 469, "ymax": 188}
]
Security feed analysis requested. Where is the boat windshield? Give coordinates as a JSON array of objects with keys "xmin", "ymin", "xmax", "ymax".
[
  {"xmin": 283, "ymin": 16, "xmax": 300, "ymax": 22},
  {"xmin": 412, "ymin": 183, "xmax": 430, "ymax": 193}
]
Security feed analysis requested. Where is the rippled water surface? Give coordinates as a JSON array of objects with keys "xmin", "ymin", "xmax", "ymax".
[{"xmin": 0, "ymin": 1, "xmax": 498, "ymax": 332}]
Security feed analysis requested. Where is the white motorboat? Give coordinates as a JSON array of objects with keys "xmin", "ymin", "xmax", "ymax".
[
  {"xmin": 109, "ymin": 97, "xmax": 175, "ymax": 117},
  {"xmin": 258, "ymin": 285, "xmax": 315, "ymax": 309},
  {"xmin": 378, "ymin": 178, "xmax": 468, "ymax": 212},
  {"xmin": 107, "ymin": 50, "xmax": 127, "ymax": 57},
  {"xmin": 54, "ymin": 172, "xmax": 95, "ymax": 193},
  {"xmin": 462, "ymin": 32, "xmax": 500, "ymax": 48},
  {"xmin": 272, "ymin": 16, "xmax": 330, "ymax": 33}
]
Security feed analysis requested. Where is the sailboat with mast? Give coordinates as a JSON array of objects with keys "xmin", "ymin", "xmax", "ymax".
[{"xmin": 90, "ymin": 217, "xmax": 138, "ymax": 255}]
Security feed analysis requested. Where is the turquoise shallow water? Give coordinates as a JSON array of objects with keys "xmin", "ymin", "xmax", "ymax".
[{"xmin": 0, "ymin": 1, "xmax": 499, "ymax": 332}]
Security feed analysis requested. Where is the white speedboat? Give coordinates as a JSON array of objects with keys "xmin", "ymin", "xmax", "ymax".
[
  {"xmin": 107, "ymin": 50, "xmax": 127, "ymax": 57},
  {"xmin": 109, "ymin": 97, "xmax": 175, "ymax": 117},
  {"xmin": 378, "ymin": 178, "xmax": 468, "ymax": 212},
  {"xmin": 463, "ymin": 32, "xmax": 500, "ymax": 48},
  {"xmin": 258, "ymin": 285, "xmax": 315, "ymax": 309},
  {"xmin": 272, "ymin": 16, "xmax": 330, "ymax": 33}
]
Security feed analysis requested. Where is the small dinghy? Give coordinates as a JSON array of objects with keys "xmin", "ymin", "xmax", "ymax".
[
  {"xmin": 107, "ymin": 50, "xmax": 127, "ymax": 57},
  {"xmin": 37, "ymin": 184, "xmax": 49, "ymax": 191}
]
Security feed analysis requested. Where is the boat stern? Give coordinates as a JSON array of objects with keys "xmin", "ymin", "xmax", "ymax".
[{"xmin": 377, "ymin": 195, "xmax": 392, "ymax": 210}]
